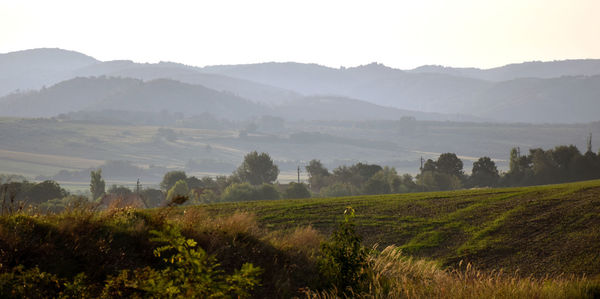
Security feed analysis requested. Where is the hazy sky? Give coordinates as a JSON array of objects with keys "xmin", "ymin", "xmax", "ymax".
[{"xmin": 1, "ymin": 0, "xmax": 599, "ymax": 69}]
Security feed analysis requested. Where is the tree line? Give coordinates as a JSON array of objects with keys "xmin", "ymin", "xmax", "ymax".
[{"xmin": 2, "ymin": 144, "xmax": 600, "ymax": 212}]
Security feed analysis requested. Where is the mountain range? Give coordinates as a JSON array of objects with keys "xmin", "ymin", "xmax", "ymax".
[{"xmin": 1, "ymin": 48, "xmax": 599, "ymax": 123}]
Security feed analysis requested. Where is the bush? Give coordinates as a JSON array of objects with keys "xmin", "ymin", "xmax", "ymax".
[
  {"xmin": 319, "ymin": 183, "xmax": 357, "ymax": 197},
  {"xmin": 221, "ymin": 183, "xmax": 257, "ymax": 202},
  {"xmin": 102, "ymin": 225, "xmax": 262, "ymax": 298},
  {"xmin": 166, "ymin": 180, "xmax": 189, "ymax": 202},
  {"xmin": 221, "ymin": 183, "xmax": 280, "ymax": 202},
  {"xmin": 256, "ymin": 184, "xmax": 280, "ymax": 201},
  {"xmin": 283, "ymin": 182, "xmax": 311, "ymax": 199},
  {"xmin": 0, "ymin": 266, "xmax": 90, "ymax": 298},
  {"xmin": 318, "ymin": 207, "xmax": 370, "ymax": 295}
]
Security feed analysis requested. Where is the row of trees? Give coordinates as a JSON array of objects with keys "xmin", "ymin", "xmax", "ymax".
[
  {"xmin": 308, "ymin": 145, "xmax": 600, "ymax": 194},
  {"xmin": 504, "ymin": 145, "xmax": 600, "ymax": 186},
  {"xmin": 4, "ymin": 145, "xmax": 600, "ymax": 211},
  {"xmin": 85, "ymin": 151, "xmax": 310, "ymax": 209},
  {"xmin": 305, "ymin": 160, "xmax": 418, "ymax": 196},
  {"xmin": 414, "ymin": 145, "xmax": 600, "ymax": 191}
]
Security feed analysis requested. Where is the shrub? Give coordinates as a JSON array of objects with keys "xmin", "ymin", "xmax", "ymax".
[
  {"xmin": 319, "ymin": 182, "xmax": 357, "ymax": 197},
  {"xmin": 221, "ymin": 183, "xmax": 280, "ymax": 202},
  {"xmin": 166, "ymin": 180, "xmax": 189, "ymax": 202},
  {"xmin": 102, "ymin": 225, "xmax": 262, "ymax": 298},
  {"xmin": 221, "ymin": 183, "xmax": 257, "ymax": 202},
  {"xmin": 0, "ymin": 266, "xmax": 90, "ymax": 298},
  {"xmin": 318, "ymin": 207, "xmax": 370, "ymax": 295},
  {"xmin": 256, "ymin": 184, "xmax": 280, "ymax": 201},
  {"xmin": 283, "ymin": 182, "xmax": 311, "ymax": 199}
]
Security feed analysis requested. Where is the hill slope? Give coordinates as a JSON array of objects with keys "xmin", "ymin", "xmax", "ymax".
[
  {"xmin": 0, "ymin": 76, "xmax": 472, "ymax": 122},
  {"xmin": 194, "ymin": 179, "xmax": 600, "ymax": 276},
  {"xmin": 202, "ymin": 62, "xmax": 600, "ymax": 123},
  {"xmin": 0, "ymin": 48, "xmax": 98, "ymax": 96},
  {"xmin": 409, "ymin": 59, "xmax": 600, "ymax": 81},
  {"xmin": 3, "ymin": 48, "xmax": 600, "ymax": 123},
  {"xmin": 202, "ymin": 62, "xmax": 492, "ymax": 112}
]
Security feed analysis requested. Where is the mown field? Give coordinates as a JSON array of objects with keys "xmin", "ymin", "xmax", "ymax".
[{"xmin": 188, "ymin": 179, "xmax": 600, "ymax": 277}]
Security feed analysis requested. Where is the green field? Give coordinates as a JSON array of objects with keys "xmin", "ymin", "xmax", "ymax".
[
  {"xmin": 2, "ymin": 180, "xmax": 600, "ymax": 297},
  {"xmin": 188, "ymin": 179, "xmax": 600, "ymax": 277}
]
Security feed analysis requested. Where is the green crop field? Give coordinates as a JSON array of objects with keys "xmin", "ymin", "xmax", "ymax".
[
  {"xmin": 186, "ymin": 179, "xmax": 600, "ymax": 277},
  {"xmin": 3, "ymin": 179, "xmax": 600, "ymax": 297}
]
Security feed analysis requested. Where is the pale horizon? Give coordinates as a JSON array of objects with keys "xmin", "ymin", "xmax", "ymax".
[{"xmin": 2, "ymin": 0, "xmax": 600, "ymax": 70}]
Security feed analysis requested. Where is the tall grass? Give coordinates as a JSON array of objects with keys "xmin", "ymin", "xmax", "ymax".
[{"xmin": 306, "ymin": 245, "xmax": 600, "ymax": 298}]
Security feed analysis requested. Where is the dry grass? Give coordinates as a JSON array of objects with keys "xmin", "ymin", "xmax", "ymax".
[
  {"xmin": 305, "ymin": 245, "xmax": 600, "ymax": 299},
  {"xmin": 177, "ymin": 208, "xmax": 261, "ymax": 237},
  {"xmin": 271, "ymin": 225, "xmax": 324, "ymax": 257}
]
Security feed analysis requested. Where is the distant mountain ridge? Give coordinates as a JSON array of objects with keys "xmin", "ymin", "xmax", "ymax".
[
  {"xmin": 0, "ymin": 48, "xmax": 98, "ymax": 96},
  {"xmin": 0, "ymin": 48, "xmax": 301, "ymax": 105},
  {"xmin": 1, "ymin": 48, "xmax": 600, "ymax": 123},
  {"xmin": 408, "ymin": 59, "xmax": 600, "ymax": 81},
  {"xmin": 0, "ymin": 76, "xmax": 473, "ymax": 122}
]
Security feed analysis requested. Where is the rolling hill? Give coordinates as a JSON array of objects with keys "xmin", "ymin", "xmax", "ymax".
[
  {"xmin": 0, "ymin": 48, "xmax": 98, "ymax": 96},
  {"xmin": 3, "ymin": 48, "xmax": 600, "ymax": 123},
  {"xmin": 203, "ymin": 62, "xmax": 600, "ymax": 123},
  {"xmin": 193, "ymin": 179, "xmax": 600, "ymax": 276},
  {"xmin": 0, "ymin": 76, "xmax": 476, "ymax": 122},
  {"xmin": 409, "ymin": 59, "xmax": 600, "ymax": 81}
]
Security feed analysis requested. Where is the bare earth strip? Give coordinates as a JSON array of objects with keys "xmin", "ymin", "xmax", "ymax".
[{"xmin": 0, "ymin": 149, "xmax": 104, "ymax": 169}]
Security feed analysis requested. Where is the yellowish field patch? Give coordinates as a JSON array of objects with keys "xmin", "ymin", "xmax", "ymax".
[{"xmin": 0, "ymin": 149, "xmax": 104, "ymax": 169}]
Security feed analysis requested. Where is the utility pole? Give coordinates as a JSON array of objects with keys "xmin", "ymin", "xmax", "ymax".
[
  {"xmin": 136, "ymin": 178, "xmax": 141, "ymax": 194},
  {"xmin": 297, "ymin": 166, "xmax": 300, "ymax": 184},
  {"xmin": 419, "ymin": 156, "xmax": 425, "ymax": 193}
]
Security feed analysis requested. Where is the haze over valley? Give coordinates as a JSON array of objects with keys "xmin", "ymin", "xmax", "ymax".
[{"xmin": 1, "ymin": 48, "xmax": 600, "ymax": 189}]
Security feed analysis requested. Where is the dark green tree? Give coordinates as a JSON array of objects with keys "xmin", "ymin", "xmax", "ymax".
[
  {"xmin": 362, "ymin": 171, "xmax": 391, "ymax": 195},
  {"xmin": 107, "ymin": 185, "xmax": 132, "ymax": 197},
  {"xmin": 160, "ymin": 171, "xmax": 187, "ymax": 191},
  {"xmin": 470, "ymin": 157, "xmax": 499, "ymax": 187},
  {"xmin": 25, "ymin": 181, "xmax": 68, "ymax": 204},
  {"xmin": 422, "ymin": 159, "xmax": 437, "ymax": 172},
  {"xmin": 306, "ymin": 159, "xmax": 330, "ymax": 192},
  {"xmin": 306, "ymin": 159, "xmax": 330, "ymax": 178},
  {"xmin": 234, "ymin": 151, "xmax": 279, "ymax": 185},
  {"xmin": 436, "ymin": 153, "xmax": 464, "ymax": 177},
  {"xmin": 90, "ymin": 169, "xmax": 105, "ymax": 200}
]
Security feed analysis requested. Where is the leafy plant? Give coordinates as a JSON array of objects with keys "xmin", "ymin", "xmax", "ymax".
[
  {"xmin": 318, "ymin": 207, "xmax": 370, "ymax": 295},
  {"xmin": 103, "ymin": 225, "xmax": 262, "ymax": 298}
]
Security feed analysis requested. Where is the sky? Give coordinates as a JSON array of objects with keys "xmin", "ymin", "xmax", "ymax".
[{"xmin": 1, "ymin": 0, "xmax": 599, "ymax": 69}]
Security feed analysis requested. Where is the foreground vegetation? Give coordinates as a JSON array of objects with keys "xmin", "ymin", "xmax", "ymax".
[
  {"xmin": 191, "ymin": 179, "xmax": 600, "ymax": 277},
  {"xmin": 1, "ymin": 180, "xmax": 600, "ymax": 297}
]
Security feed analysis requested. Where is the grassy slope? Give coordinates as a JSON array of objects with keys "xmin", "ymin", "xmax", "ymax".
[{"xmin": 189, "ymin": 180, "xmax": 600, "ymax": 277}]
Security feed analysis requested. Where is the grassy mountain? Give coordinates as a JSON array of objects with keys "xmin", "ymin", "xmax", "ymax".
[
  {"xmin": 466, "ymin": 75, "xmax": 600, "ymax": 123},
  {"xmin": 201, "ymin": 62, "xmax": 492, "ymax": 112},
  {"xmin": 203, "ymin": 62, "xmax": 600, "ymax": 123},
  {"xmin": 273, "ymin": 95, "xmax": 483, "ymax": 122},
  {"xmin": 0, "ymin": 76, "xmax": 474, "ymax": 122},
  {"xmin": 90, "ymin": 78, "xmax": 267, "ymax": 119},
  {"xmin": 3, "ymin": 48, "xmax": 600, "ymax": 123},
  {"xmin": 0, "ymin": 49, "xmax": 301, "ymax": 105},
  {"xmin": 0, "ymin": 77, "xmax": 266, "ymax": 119},
  {"xmin": 410, "ymin": 59, "xmax": 600, "ymax": 81},
  {"xmin": 0, "ymin": 48, "xmax": 98, "ymax": 96},
  {"xmin": 72, "ymin": 61, "xmax": 302, "ymax": 105},
  {"xmin": 0, "ymin": 77, "xmax": 142, "ymax": 117}
]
